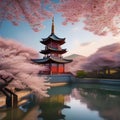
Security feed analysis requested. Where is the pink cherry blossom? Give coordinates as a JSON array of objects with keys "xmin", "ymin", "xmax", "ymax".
[
  {"xmin": 0, "ymin": 37, "xmax": 50, "ymax": 97},
  {"xmin": 66, "ymin": 43, "xmax": 120, "ymax": 74},
  {"xmin": 82, "ymin": 43, "xmax": 120, "ymax": 71},
  {"xmin": 1, "ymin": 0, "xmax": 120, "ymax": 35},
  {"xmin": 54, "ymin": 0, "xmax": 120, "ymax": 36},
  {"xmin": 65, "ymin": 55, "xmax": 87, "ymax": 74},
  {"xmin": 0, "ymin": 0, "xmax": 53, "ymax": 32}
]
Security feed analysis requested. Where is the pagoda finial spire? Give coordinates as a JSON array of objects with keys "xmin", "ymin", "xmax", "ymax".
[{"xmin": 51, "ymin": 17, "xmax": 54, "ymax": 34}]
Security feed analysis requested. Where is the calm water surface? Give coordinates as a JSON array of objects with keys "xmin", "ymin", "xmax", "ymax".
[{"xmin": 0, "ymin": 84, "xmax": 120, "ymax": 120}]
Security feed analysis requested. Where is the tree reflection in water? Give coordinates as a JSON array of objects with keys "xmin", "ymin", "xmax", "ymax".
[
  {"xmin": 0, "ymin": 84, "xmax": 120, "ymax": 120},
  {"xmin": 76, "ymin": 85, "xmax": 120, "ymax": 120}
]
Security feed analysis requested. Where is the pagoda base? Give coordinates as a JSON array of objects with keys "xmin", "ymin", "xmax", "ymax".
[{"xmin": 40, "ymin": 74, "xmax": 76, "ymax": 84}]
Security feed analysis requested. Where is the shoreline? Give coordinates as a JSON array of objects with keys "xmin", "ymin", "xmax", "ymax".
[
  {"xmin": 0, "ymin": 78, "xmax": 120, "ymax": 108},
  {"xmin": 73, "ymin": 78, "xmax": 120, "ymax": 86}
]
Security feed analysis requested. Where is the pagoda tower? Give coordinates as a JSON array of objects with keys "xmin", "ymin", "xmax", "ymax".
[{"xmin": 33, "ymin": 18, "xmax": 72, "ymax": 74}]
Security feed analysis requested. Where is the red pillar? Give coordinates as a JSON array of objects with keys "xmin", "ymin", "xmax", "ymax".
[
  {"xmin": 57, "ymin": 64, "xmax": 59, "ymax": 74},
  {"xmin": 63, "ymin": 64, "xmax": 65, "ymax": 73}
]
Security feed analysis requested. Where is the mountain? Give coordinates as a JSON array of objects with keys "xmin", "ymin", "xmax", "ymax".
[
  {"xmin": 65, "ymin": 54, "xmax": 87, "ymax": 72},
  {"xmin": 65, "ymin": 54, "xmax": 86, "ymax": 59}
]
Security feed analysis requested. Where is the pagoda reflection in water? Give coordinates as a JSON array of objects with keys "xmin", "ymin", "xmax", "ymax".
[
  {"xmin": 0, "ymin": 84, "xmax": 119, "ymax": 120},
  {"xmin": 38, "ymin": 95, "xmax": 70, "ymax": 120}
]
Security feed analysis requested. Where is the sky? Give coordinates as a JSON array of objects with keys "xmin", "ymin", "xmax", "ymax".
[{"xmin": 0, "ymin": 13, "xmax": 120, "ymax": 57}]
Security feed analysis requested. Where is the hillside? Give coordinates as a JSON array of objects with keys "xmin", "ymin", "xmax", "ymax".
[
  {"xmin": 65, "ymin": 54, "xmax": 86, "ymax": 59},
  {"xmin": 65, "ymin": 54, "xmax": 87, "ymax": 72}
]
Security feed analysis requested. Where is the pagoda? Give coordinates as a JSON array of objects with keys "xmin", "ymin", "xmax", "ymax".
[{"xmin": 33, "ymin": 18, "xmax": 72, "ymax": 74}]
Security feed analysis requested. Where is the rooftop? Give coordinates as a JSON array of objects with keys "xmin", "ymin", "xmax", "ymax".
[{"xmin": 32, "ymin": 56, "xmax": 72, "ymax": 64}]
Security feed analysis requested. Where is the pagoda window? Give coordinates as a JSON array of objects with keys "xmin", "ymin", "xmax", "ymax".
[{"xmin": 49, "ymin": 42, "xmax": 57, "ymax": 49}]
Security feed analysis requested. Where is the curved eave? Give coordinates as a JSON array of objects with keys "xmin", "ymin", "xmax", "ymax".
[
  {"xmin": 32, "ymin": 57, "xmax": 72, "ymax": 64},
  {"xmin": 31, "ymin": 58, "xmax": 49, "ymax": 64},
  {"xmin": 43, "ymin": 33, "xmax": 65, "ymax": 41},
  {"xmin": 42, "ymin": 37, "xmax": 65, "ymax": 41},
  {"xmin": 40, "ymin": 33, "xmax": 65, "ymax": 45},
  {"xmin": 63, "ymin": 58, "xmax": 73, "ymax": 63}
]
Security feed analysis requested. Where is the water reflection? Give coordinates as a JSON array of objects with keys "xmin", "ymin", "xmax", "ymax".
[
  {"xmin": 37, "ymin": 84, "xmax": 120, "ymax": 120},
  {"xmin": 76, "ymin": 84, "xmax": 120, "ymax": 120},
  {"xmin": 0, "ymin": 94, "xmax": 38, "ymax": 120},
  {"xmin": 0, "ymin": 84, "xmax": 120, "ymax": 120},
  {"xmin": 38, "ymin": 95, "xmax": 70, "ymax": 120}
]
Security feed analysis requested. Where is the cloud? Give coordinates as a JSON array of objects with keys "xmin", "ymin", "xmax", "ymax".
[
  {"xmin": 66, "ymin": 36, "xmax": 120, "ymax": 57},
  {"xmin": 80, "ymin": 42, "xmax": 92, "ymax": 46}
]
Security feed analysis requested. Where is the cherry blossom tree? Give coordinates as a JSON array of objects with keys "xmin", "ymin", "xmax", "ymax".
[
  {"xmin": 1, "ymin": 0, "xmax": 120, "ymax": 35},
  {"xmin": 65, "ymin": 43, "xmax": 120, "ymax": 76},
  {"xmin": 0, "ymin": 0, "xmax": 53, "ymax": 32},
  {"xmin": 65, "ymin": 56, "xmax": 86, "ymax": 74},
  {"xmin": 0, "ymin": 37, "xmax": 50, "ymax": 97},
  {"xmin": 55, "ymin": 0, "xmax": 120, "ymax": 36},
  {"xmin": 82, "ymin": 43, "xmax": 120, "ymax": 72}
]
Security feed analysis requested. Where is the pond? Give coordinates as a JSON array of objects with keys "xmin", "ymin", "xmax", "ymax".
[{"xmin": 0, "ymin": 83, "xmax": 120, "ymax": 120}]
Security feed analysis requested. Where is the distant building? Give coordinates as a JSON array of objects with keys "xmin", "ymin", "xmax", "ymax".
[{"xmin": 33, "ymin": 18, "xmax": 72, "ymax": 74}]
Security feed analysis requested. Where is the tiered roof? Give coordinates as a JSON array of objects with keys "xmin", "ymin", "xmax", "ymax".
[
  {"xmin": 40, "ymin": 33, "xmax": 65, "ymax": 45},
  {"xmin": 33, "ymin": 17, "xmax": 72, "ymax": 64},
  {"xmin": 40, "ymin": 46, "xmax": 66, "ymax": 54},
  {"xmin": 32, "ymin": 56, "xmax": 72, "ymax": 64}
]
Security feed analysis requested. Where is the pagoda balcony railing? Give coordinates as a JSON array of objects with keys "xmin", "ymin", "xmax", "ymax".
[
  {"xmin": 46, "ymin": 46, "xmax": 62, "ymax": 50},
  {"xmin": 44, "ymin": 55, "xmax": 63, "ymax": 59}
]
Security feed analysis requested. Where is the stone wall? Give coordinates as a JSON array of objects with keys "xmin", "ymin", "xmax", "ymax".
[
  {"xmin": 75, "ymin": 78, "xmax": 120, "ymax": 86},
  {"xmin": 41, "ymin": 74, "xmax": 76, "ymax": 83},
  {"xmin": 40, "ymin": 74, "xmax": 120, "ymax": 86}
]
